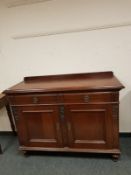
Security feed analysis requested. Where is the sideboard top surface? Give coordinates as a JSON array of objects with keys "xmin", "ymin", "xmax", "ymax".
[{"xmin": 4, "ymin": 71, "xmax": 124, "ymax": 94}]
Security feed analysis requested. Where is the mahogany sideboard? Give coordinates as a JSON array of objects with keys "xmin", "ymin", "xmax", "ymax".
[{"xmin": 4, "ymin": 71, "xmax": 124, "ymax": 159}]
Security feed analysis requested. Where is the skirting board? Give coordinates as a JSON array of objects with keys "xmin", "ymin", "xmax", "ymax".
[
  {"xmin": 119, "ymin": 132, "xmax": 131, "ymax": 137},
  {"xmin": 0, "ymin": 131, "xmax": 131, "ymax": 137}
]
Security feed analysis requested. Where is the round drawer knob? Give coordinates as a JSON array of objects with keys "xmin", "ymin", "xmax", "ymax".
[
  {"xmin": 32, "ymin": 97, "xmax": 39, "ymax": 104},
  {"xmin": 84, "ymin": 95, "xmax": 90, "ymax": 103}
]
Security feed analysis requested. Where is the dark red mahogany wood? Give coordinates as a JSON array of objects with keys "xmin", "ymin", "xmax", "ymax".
[{"xmin": 4, "ymin": 71, "xmax": 124, "ymax": 159}]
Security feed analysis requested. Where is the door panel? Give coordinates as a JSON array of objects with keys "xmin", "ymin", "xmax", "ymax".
[
  {"xmin": 65, "ymin": 104, "xmax": 113, "ymax": 149},
  {"xmin": 16, "ymin": 106, "xmax": 63, "ymax": 148}
]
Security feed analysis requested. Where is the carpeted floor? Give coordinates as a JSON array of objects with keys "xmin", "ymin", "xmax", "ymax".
[{"xmin": 0, "ymin": 135, "xmax": 131, "ymax": 175}]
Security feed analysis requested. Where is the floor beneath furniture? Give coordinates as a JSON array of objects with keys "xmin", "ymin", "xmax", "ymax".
[{"xmin": 0, "ymin": 135, "xmax": 131, "ymax": 175}]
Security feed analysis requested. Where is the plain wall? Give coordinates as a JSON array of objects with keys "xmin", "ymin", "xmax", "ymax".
[{"xmin": 0, "ymin": 0, "xmax": 131, "ymax": 131}]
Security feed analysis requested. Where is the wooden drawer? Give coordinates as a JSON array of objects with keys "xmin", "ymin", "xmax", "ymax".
[
  {"xmin": 8, "ymin": 94, "xmax": 59, "ymax": 105},
  {"xmin": 63, "ymin": 92, "xmax": 118, "ymax": 103},
  {"xmin": 8, "ymin": 92, "xmax": 119, "ymax": 105}
]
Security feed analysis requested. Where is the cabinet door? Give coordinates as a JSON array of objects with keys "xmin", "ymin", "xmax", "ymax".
[
  {"xmin": 65, "ymin": 104, "xmax": 113, "ymax": 149},
  {"xmin": 14, "ymin": 105, "xmax": 63, "ymax": 148}
]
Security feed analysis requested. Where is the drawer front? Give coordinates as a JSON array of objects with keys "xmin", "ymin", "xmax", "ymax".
[
  {"xmin": 8, "ymin": 92, "xmax": 119, "ymax": 105},
  {"xmin": 63, "ymin": 92, "xmax": 118, "ymax": 103},
  {"xmin": 8, "ymin": 94, "xmax": 59, "ymax": 105}
]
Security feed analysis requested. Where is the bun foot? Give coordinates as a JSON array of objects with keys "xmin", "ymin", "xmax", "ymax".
[
  {"xmin": 112, "ymin": 154, "xmax": 120, "ymax": 162},
  {"xmin": 19, "ymin": 150, "xmax": 28, "ymax": 156}
]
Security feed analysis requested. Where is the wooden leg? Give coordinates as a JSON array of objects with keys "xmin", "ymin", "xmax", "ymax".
[
  {"xmin": 20, "ymin": 150, "xmax": 28, "ymax": 156},
  {"xmin": 23, "ymin": 151, "xmax": 27, "ymax": 155},
  {"xmin": 112, "ymin": 154, "xmax": 120, "ymax": 162},
  {"xmin": 6, "ymin": 104, "xmax": 16, "ymax": 135},
  {"xmin": 0, "ymin": 144, "xmax": 2, "ymax": 154}
]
